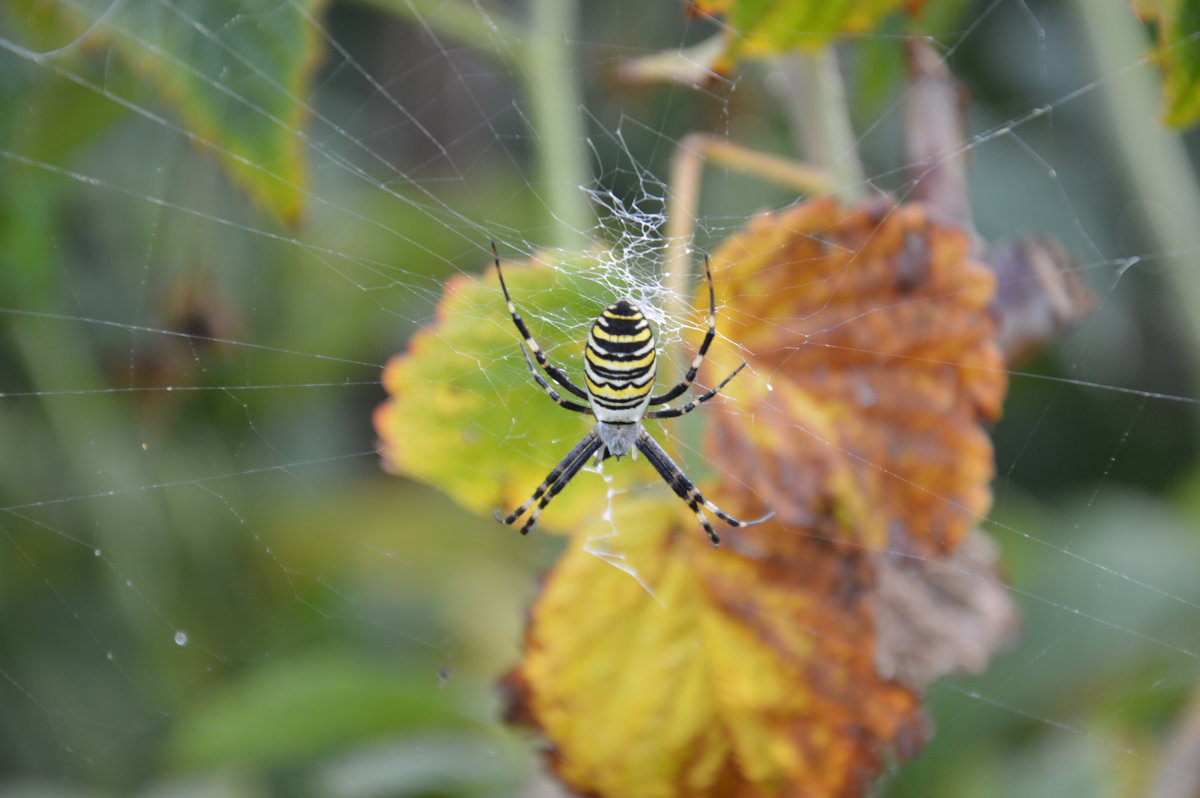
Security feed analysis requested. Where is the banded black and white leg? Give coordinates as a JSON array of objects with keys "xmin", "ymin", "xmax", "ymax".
[
  {"xmin": 645, "ymin": 362, "xmax": 746, "ymax": 420},
  {"xmin": 496, "ymin": 429, "xmax": 602, "ymax": 534},
  {"xmin": 636, "ymin": 431, "xmax": 773, "ymax": 546},
  {"xmin": 493, "ymin": 242, "xmax": 589, "ymax": 402},
  {"xmin": 648, "ymin": 255, "xmax": 719, "ymax": 406},
  {"xmin": 517, "ymin": 342, "xmax": 590, "ymax": 413}
]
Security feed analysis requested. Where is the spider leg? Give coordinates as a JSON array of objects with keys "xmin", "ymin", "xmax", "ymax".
[
  {"xmin": 649, "ymin": 255, "xmax": 717, "ymax": 405},
  {"xmin": 636, "ymin": 431, "xmax": 773, "ymax": 546},
  {"xmin": 518, "ymin": 436, "xmax": 605, "ymax": 534},
  {"xmin": 497, "ymin": 429, "xmax": 602, "ymax": 534},
  {"xmin": 645, "ymin": 362, "xmax": 746, "ymax": 420},
  {"xmin": 519, "ymin": 343, "xmax": 591, "ymax": 413},
  {"xmin": 493, "ymin": 242, "xmax": 589, "ymax": 401}
]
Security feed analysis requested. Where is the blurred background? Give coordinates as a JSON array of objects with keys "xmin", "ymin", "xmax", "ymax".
[{"xmin": 1, "ymin": 0, "xmax": 1199, "ymax": 796}]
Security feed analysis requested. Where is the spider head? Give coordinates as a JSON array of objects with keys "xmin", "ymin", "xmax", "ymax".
[{"xmin": 606, "ymin": 298, "xmax": 642, "ymax": 317}]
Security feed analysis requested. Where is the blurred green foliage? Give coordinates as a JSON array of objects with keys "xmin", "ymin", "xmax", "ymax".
[
  {"xmin": 9, "ymin": 0, "xmax": 327, "ymax": 223},
  {"xmin": 0, "ymin": 0, "xmax": 1198, "ymax": 797}
]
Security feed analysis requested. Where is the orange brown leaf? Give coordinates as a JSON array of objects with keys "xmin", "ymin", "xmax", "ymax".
[{"xmin": 702, "ymin": 197, "xmax": 1006, "ymax": 557}]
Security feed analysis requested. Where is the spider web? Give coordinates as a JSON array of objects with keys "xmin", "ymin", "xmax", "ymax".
[{"xmin": 0, "ymin": 0, "xmax": 1199, "ymax": 795}]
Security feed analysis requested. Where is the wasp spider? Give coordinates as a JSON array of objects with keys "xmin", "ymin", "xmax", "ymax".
[{"xmin": 492, "ymin": 244, "xmax": 772, "ymax": 546}]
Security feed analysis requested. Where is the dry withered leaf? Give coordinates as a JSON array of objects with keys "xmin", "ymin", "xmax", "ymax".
[
  {"xmin": 873, "ymin": 528, "xmax": 1019, "ymax": 688},
  {"xmin": 902, "ymin": 39, "xmax": 1093, "ymax": 365},
  {"xmin": 702, "ymin": 196, "xmax": 1006, "ymax": 558}
]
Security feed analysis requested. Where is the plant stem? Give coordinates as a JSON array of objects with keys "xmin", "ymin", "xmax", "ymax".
[
  {"xmin": 665, "ymin": 133, "xmax": 833, "ymax": 292},
  {"xmin": 524, "ymin": 0, "xmax": 593, "ymax": 251},
  {"xmin": 663, "ymin": 134, "xmax": 833, "ymax": 382},
  {"xmin": 354, "ymin": 0, "xmax": 521, "ymax": 70},
  {"xmin": 778, "ymin": 47, "xmax": 866, "ymax": 204},
  {"xmin": 354, "ymin": 0, "xmax": 594, "ymax": 251},
  {"xmin": 1074, "ymin": 0, "xmax": 1200, "ymax": 362}
]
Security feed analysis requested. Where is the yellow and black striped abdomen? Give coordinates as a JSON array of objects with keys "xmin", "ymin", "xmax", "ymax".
[{"xmin": 583, "ymin": 299, "xmax": 657, "ymax": 422}]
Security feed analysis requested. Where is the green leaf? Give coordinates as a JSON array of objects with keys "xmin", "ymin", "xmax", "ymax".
[
  {"xmin": 1136, "ymin": 0, "xmax": 1200, "ymax": 127},
  {"xmin": 167, "ymin": 650, "xmax": 463, "ymax": 770},
  {"xmin": 7, "ymin": 74, "xmax": 130, "ymax": 165},
  {"xmin": 851, "ymin": 0, "xmax": 975, "ymax": 115},
  {"xmin": 1160, "ymin": 0, "xmax": 1200, "ymax": 126},
  {"xmin": 694, "ymin": 0, "xmax": 910, "ymax": 54},
  {"xmin": 7, "ymin": 0, "xmax": 327, "ymax": 224},
  {"xmin": 375, "ymin": 251, "xmax": 643, "ymax": 531},
  {"xmin": 313, "ymin": 736, "xmax": 525, "ymax": 798}
]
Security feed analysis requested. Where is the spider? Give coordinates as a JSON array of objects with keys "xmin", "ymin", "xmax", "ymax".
[{"xmin": 492, "ymin": 244, "xmax": 772, "ymax": 546}]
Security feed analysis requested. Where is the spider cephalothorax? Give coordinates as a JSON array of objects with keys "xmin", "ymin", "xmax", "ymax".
[{"xmin": 492, "ymin": 244, "xmax": 771, "ymax": 545}]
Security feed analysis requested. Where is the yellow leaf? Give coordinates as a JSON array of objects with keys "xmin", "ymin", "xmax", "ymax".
[
  {"xmin": 504, "ymin": 497, "xmax": 926, "ymax": 797},
  {"xmin": 375, "ymin": 251, "xmax": 643, "ymax": 531}
]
